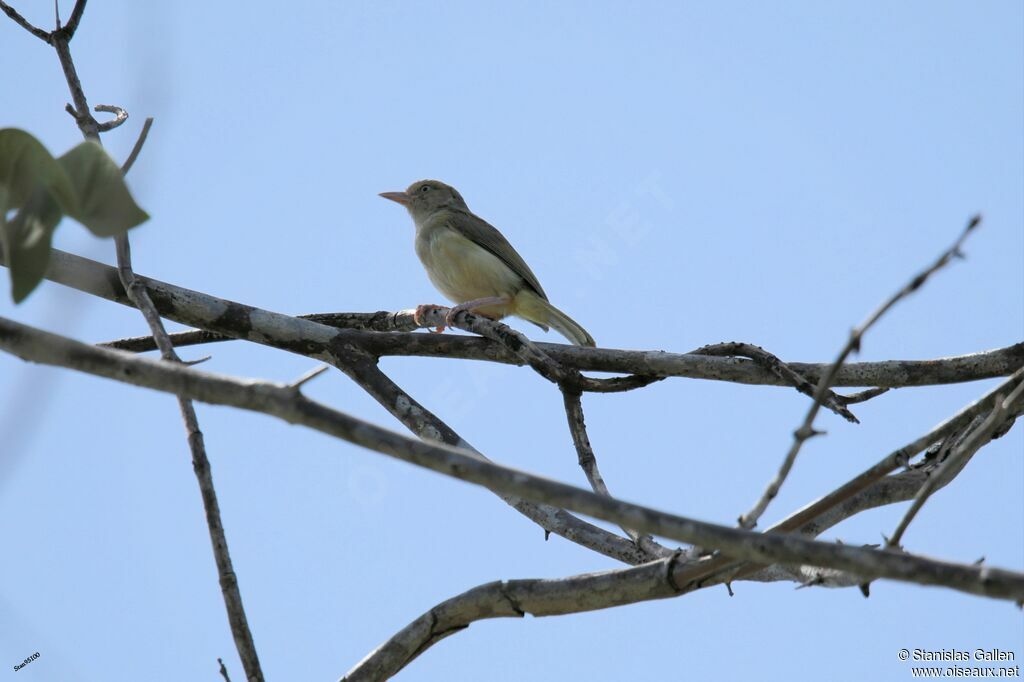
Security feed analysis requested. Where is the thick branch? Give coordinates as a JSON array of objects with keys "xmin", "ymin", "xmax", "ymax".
[
  {"xmin": 344, "ymin": 387, "xmax": 1022, "ymax": 679},
  {"xmin": 339, "ymin": 355, "xmax": 652, "ymax": 564},
  {"xmin": 414, "ymin": 306, "xmax": 663, "ymax": 393},
  {"xmin": 2, "ymin": 316, "xmax": 1021, "ymax": 604},
  {"xmin": 104, "ymin": 321, "xmax": 1024, "ymax": 389},
  {"xmin": 342, "ymin": 560, "xmax": 679, "ymax": 681},
  {"xmin": 669, "ymin": 367, "xmax": 1024, "ymax": 591},
  {"xmin": 0, "ymin": 242, "xmax": 644, "ymax": 561},
  {"xmin": 4, "ymin": 247, "xmax": 1019, "ymax": 389}
]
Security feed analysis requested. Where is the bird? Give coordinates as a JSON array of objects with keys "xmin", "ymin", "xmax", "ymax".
[{"xmin": 380, "ymin": 179, "xmax": 596, "ymax": 347}]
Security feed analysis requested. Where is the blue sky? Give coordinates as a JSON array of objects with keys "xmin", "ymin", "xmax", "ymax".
[{"xmin": 1, "ymin": 2, "xmax": 1021, "ymax": 680}]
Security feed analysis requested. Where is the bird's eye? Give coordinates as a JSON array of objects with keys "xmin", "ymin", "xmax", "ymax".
[{"xmin": 420, "ymin": 186, "xmax": 430, "ymax": 193}]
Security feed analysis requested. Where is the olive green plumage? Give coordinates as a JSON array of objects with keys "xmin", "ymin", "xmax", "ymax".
[{"xmin": 380, "ymin": 179, "xmax": 595, "ymax": 347}]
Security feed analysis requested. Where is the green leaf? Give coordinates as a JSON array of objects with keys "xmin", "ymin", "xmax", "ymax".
[
  {"xmin": 0, "ymin": 129, "xmax": 74, "ymax": 303},
  {"xmin": 0, "ymin": 128, "xmax": 76, "ymax": 213},
  {"xmin": 0, "ymin": 131, "xmax": 150, "ymax": 303},
  {"xmin": 58, "ymin": 140, "xmax": 148, "ymax": 236},
  {"xmin": 1, "ymin": 186, "xmax": 64, "ymax": 303}
]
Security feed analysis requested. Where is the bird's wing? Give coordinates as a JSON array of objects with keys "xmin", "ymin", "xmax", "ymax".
[{"xmin": 444, "ymin": 210, "xmax": 548, "ymax": 301}]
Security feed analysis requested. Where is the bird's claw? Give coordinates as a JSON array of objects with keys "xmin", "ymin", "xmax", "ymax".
[
  {"xmin": 414, "ymin": 304, "xmax": 449, "ymax": 334},
  {"xmin": 443, "ymin": 306, "xmax": 462, "ymax": 329}
]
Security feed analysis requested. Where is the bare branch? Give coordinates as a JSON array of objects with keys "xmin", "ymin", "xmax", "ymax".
[
  {"xmin": 217, "ymin": 658, "xmax": 231, "ymax": 682},
  {"xmin": 417, "ymin": 306, "xmax": 662, "ymax": 393},
  {"xmin": 289, "ymin": 364, "xmax": 330, "ymax": 391},
  {"xmin": 13, "ymin": 248, "xmax": 1015, "ymax": 389},
  {"xmin": 342, "ymin": 560, "xmax": 679, "ymax": 681},
  {"xmin": 2, "ymin": 316, "xmax": 1021, "ymax": 604},
  {"xmin": 692, "ymin": 342, "xmax": 860, "ymax": 422},
  {"xmin": 0, "ymin": 0, "xmax": 52, "ymax": 42},
  {"xmin": 94, "ymin": 103, "xmax": 127, "ymax": 132},
  {"xmin": 442, "ymin": 307, "xmax": 574, "ymax": 385},
  {"xmin": 341, "ymin": 356, "xmax": 652, "ymax": 564},
  {"xmin": 669, "ymin": 367, "xmax": 1024, "ymax": 591},
  {"xmin": 52, "ymin": 32, "xmax": 99, "ymax": 140},
  {"xmin": 47, "ymin": 20, "xmax": 265, "ymax": 680},
  {"xmin": 738, "ymin": 215, "xmax": 983, "ymax": 530},
  {"xmin": 113, "ymin": 151, "xmax": 267, "ymax": 682},
  {"xmin": 562, "ymin": 391, "xmax": 613, "ymax": 498},
  {"xmin": 110, "ymin": 231, "xmax": 266, "ymax": 682},
  {"xmin": 345, "ymin": 380, "xmax": 1022, "ymax": 679},
  {"xmin": 121, "ymin": 117, "xmax": 154, "ymax": 174},
  {"xmin": 52, "ymin": 239, "xmax": 1014, "ymax": 566},
  {"xmin": 562, "ymin": 389, "xmax": 670, "ymax": 556},
  {"xmin": 62, "ymin": 0, "xmax": 86, "ymax": 39},
  {"xmin": 836, "ymin": 387, "xmax": 890, "ymax": 405},
  {"xmin": 887, "ymin": 379, "xmax": 1024, "ymax": 548},
  {"xmin": 98, "ymin": 319, "xmax": 1022, "ymax": 391}
]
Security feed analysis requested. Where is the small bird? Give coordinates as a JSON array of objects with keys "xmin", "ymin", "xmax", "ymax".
[{"xmin": 380, "ymin": 180, "xmax": 595, "ymax": 347}]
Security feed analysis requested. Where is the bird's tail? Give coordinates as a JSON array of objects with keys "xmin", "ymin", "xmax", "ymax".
[{"xmin": 515, "ymin": 290, "xmax": 596, "ymax": 347}]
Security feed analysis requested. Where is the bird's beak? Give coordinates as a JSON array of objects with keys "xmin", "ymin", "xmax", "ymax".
[{"xmin": 379, "ymin": 191, "xmax": 410, "ymax": 206}]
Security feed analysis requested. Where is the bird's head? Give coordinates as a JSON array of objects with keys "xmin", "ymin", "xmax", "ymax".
[{"xmin": 379, "ymin": 179, "xmax": 468, "ymax": 221}]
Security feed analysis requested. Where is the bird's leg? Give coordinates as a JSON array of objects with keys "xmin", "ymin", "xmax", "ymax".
[
  {"xmin": 414, "ymin": 304, "xmax": 449, "ymax": 334},
  {"xmin": 445, "ymin": 296, "xmax": 511, "ymax": 328}
]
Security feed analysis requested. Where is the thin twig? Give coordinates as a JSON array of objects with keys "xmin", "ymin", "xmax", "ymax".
[
  {"xmin": 0, "ymin": 0, "xmax": 52, "ymax": 41},
  {"xmin": 561, "ymin": 389, "xmax": 670, "ymax": 556},
  {"xmin": 562, "ymin": 391, "xmax": 614, "ymax": 497},
  {"xmin": 692, "ymin": 342, "xmax": 861, "ymax": 422},
  {"xmin": 121, "ymin": 117, "xmax": 154, "ymax": 174},
  {"xmin": 112, "ymin": 171, "xmax": 267, "ymax": 682},
  {"xmin": 63, "ymin": 0, "xmax": 87, "ymax": 39},
  {"xmin": 102, "ymin": 327, "xmax": 228, "ymax": 352},
  {"xmin": 341, "ymin": 356, "xmax": 653, "ymax": 564},
  {"xmin": 289, "ymin": 364, "xmax": 329, "ymax": 390},
  {"xmin": 52, "ymin": 34, "xmax": 99, "ymax": 139},
  {"xmin": 836, "ymin": 387, "xmax": 890, "ymax": 405},
  {"xmin": 887, "ymin": 379, "xmax": 1024, "ymax": 548},
  {"xmin": 738, "ymin": 215, "xmax": 982, "ymax": 530},
  {"xmin": 217, "ymin": 658, "xmax": 232, "ymax": 682},
  {"xmin": 182, "ymin": 355, "xmax": 212, "ymax": 366},
  {"xmin": 669, "ymin": 367, "xmax": 1024, "ymax": 592},
  {"xmin": 2, "ymin": 315, "xmax": 1022, "ymax": 604},
  {"xmin": 47, "ymin": 15, "xmax": 265, "ymax": 680},
  {"xmin": 94, "ymin": 103, "xmax": 128, "ymax": 132}
]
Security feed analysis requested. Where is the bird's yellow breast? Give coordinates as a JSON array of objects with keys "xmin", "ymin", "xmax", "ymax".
[{"xmin": 415, "ymin": 224, "xmax": 523, "ymax": 308}]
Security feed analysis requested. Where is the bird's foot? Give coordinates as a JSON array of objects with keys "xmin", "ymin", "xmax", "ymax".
[
  {"xmin": 414, "ymin": 304, "xmax": 449, "ymax": 334},
  {"xmin": 444, "ymin": 296, "xmax": 510, "ymax": 329},
  {"xmin": 443, "ymin": 306, "xmax": 462, "ymax": 329}
]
